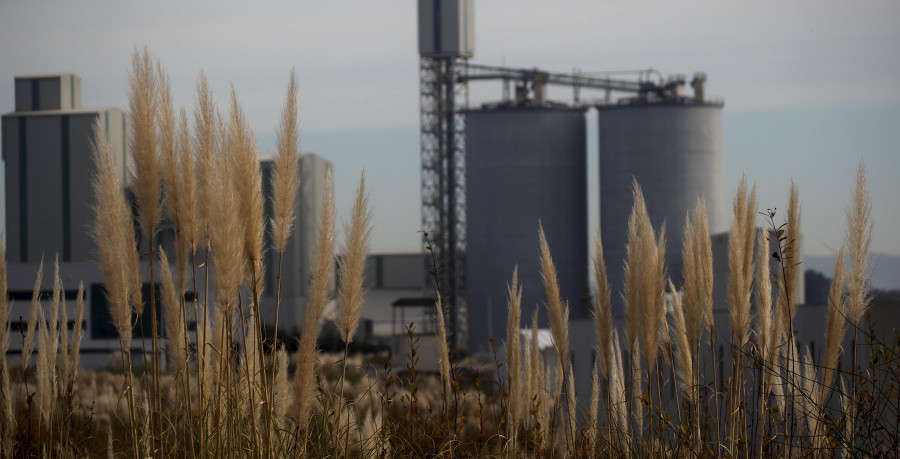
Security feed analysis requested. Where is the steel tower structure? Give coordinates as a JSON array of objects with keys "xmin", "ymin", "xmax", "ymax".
[{"xmin": 419, "ymin": 55, "xmax": 469, "ymax": 351}]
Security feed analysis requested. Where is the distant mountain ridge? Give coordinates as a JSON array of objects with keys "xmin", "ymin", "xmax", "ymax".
[{"xmin": 805, "ymin": 252, "xmax": 900, "ymax": 291}]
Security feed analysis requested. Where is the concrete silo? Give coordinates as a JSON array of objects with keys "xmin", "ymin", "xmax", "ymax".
[
  {"xmin": 598, "ymin": 101, "xmax": 724, "ymax": 313},
  {"xmin": 466, "ymin": 106, "xmax": 589, "ymax": 354}
]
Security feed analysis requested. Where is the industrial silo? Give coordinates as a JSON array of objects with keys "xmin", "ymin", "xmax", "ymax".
[
  {"xmin": 598, "ymin": 101, "xmax": 724, "ymax": 314},
  {"xmin": 466, "ymin": 106, "xmax": 589, "ymax": 354}
]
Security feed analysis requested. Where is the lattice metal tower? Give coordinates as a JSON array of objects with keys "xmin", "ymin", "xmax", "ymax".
[{"xmin": 418, "ymin": 0, "xmax": 473, "ymax": 351}]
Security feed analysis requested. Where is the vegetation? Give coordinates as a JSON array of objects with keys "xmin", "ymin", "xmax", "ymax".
[{"xmin": 0, "ymin": 49, "xmax": 897, "ymax": 457}]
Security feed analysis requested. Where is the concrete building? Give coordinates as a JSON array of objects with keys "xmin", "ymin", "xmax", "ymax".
[
  {"xmin": 1, "ymin": 74, "xmax": 337, "ymax": 368},
  {"xmin": 3, "ymin": 74, "xmax": 128, "ymax": 264},
  {"xmin": 2, "ymin": 74, "xmax": 131, "ymax": 367}
]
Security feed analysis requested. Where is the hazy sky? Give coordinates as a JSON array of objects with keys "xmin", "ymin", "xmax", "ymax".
[{"xmin": 2, "ymin": 1, "xmax": 899, "ymax": 258}]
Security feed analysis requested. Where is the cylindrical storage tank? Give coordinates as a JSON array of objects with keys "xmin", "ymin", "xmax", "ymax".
[
  {"xmin": 598, "ymin": 102, "xmax": 724, "ymax": 314},
  {"xmin": 466, "ymin": 106, "xmax": 589, "ymax": 354}
]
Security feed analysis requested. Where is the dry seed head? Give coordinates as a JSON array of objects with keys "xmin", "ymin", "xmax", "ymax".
[
  {"xmin": 194, "ymin": 71, "xmax": 217, "ymax": 246},
  {"xmin": 756, "ymin": 230, "xmax": 773, "ymax": 362},
  {"xmin": 727, "ymin": 176, "xmax": 756, "ymax": 347},
  {"xmin": 846, "ymin": 160, "xmax": 873, "ymax": 325},
  {"xmin": 821, "ymin": 244, "xmax": 847, "ymax": 401},
  {"xmin": 128, "ymin": 47, "xmax": 162, "ymax": 240},
  {"xmin": 22, "ymin": 259, "xmax": 43, "ymax": 370},
  {"xmin": 272, "ymin": 70, "xmax": 300, "ymax": 253},
  {"xmin": 91, "ymin": 121, "xmax": 135, "ymax": 349},
  {"xmin": 228, "ymin": 88, "xmax": 266, "ymax": 296},
  {"xmin": 505, "ymin": 266, "xmax": 522, "ymax": 429},
  {"xmin": 669, "ymin": 279, "xmax": 694, "ymax": 401},
  {"xmin": 337, "ymin": 172, "xmax": 372, "ymax": 344},
  {"xmin": 538, "ymin": 221, "xmax": 569, "ymax": 402},
  {"xmin": 294, "ymin": 169, "xmax": 335, "ymax": 430},
  {"xmin": 782, "ymin": 181, "xmax": 802, "ymax": 332},
  {"xmin": 158, "ymin": 247, "xmax": 186, "ymax": 381},
  {"xmin": 592, "ymin": 231, "xmax": 612, "ymax": 378},
  {"xmin": 694, "ymin": 198, "xmax": 714, "ymax": 336}
]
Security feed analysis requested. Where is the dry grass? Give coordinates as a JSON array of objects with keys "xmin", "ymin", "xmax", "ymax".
[{"xmin": 2, "ymin": 50, "xmax": 896, "ymax": 458}]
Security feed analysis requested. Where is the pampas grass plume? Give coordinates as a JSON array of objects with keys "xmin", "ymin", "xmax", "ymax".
[
  {"xmin": 337, "ymin": 172, "xmax": 372, "ymax": 344},
  {"xmin": 538, "ymin": 222, "xmax": 570, "ymax": 404},
  {"xmin": 505, "ymin": 266, "xmax": 523, "ymax": 437},
  {"xmin": 846, "ymin": 160, "xmax": 873, "ymax": 325},
  {"xmin": 272, "ymin": 70, "xmax": 300, "ymax": 253},
  {"xmin": 592, "ymin": 232, "xmax": 612, "ymax": 379},
  {"xmin": 294, "ymin": 169, "xmax": 336, "ymax": 430}
]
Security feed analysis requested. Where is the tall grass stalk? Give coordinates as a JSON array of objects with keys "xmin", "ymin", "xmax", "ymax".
[
  {"xmin": 294, "ymin": 170, "xmax": 335, "ymax": 436},
  {"xmin": 538, "ymin": 222, "xmax": 572, "ymax": 449},
  {"xmin": 504, "ymin": 266, "xmax": 522, "ymax": 450}
]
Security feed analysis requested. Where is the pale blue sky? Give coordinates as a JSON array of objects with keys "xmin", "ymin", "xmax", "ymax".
[{"xmin": 2, "ymin": 0, "xmax": 898, "ymax": 258}]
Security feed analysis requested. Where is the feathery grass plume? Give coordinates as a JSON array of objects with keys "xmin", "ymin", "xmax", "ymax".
[
  {"xmin": 592, "ymin": 231, "xmax": 612, "ymax": 379},
  {"xmin": 523, "ymin": 322, "xmax": 533, "ymax": 425},
  {"xmin": 274, "ymin": 349, "xmax": 292, "ymax": 422},
  {"xmin": 693, "ymin": 198, "xmax": 715, "ymax": 337},
  {"xmin": 294, "ymin": 169, "xmax": 336, "ymax": 431},
  {"xmin": 538, "ymin": 222, "xmax": 570, "ymax": 406},
  {"xmin": 681, "ymin": 213, "xmax": 701, "ymax": 348},
  {"xmin": 801, "ymin": 345, "xmax": 824, "ymax": 448},
  {"xmin": 171, "ymin": 109, "xmax": 198, "ymax": 295},
  {"xmin": 433, "ymin": 289, "xmax": 453, "ymax": 413},
  {"xmin": 0, "ymin": 235, "xmax": 11, "ymax": 455},
  {"xmin": 37, "ymin": 260, "xmax": 61, "ymax": 428},
  {"xmin": 22, "ymin": 259, "xmax": 44, "ymax": 370},
  {"xmin": 207, "ymin": 111, "xmax": 243, "ymax": 335},
  {"xmin": 193, "ymin": 71, "xmax": 217, "ymax": 246},
  {"xmin": 623, "ymin": 186, "xmax": 642, "ymax": 355},
  {"xmin": 129, "ymin": 47, "xmax": 161, "ymax": 240},
  {"xmin": 337, "ymin": 172, "xmax": 372, "ymax": 344},
  {"xmin": 590, "ymin": 358, "xmax": 600, "ymax": 445},
  {"xmin": 228, "ymin": 88, "xmax": 266, "ymax": 298},
  {"xmin": 566, "ymin": 365, "xmax": 577, "ymax": 445},
  {"xmin": 756, "ymin": 231, "xmax": 773, "ymax": 364},
  {"xmin": 669, "ymin": 280, "xmax": 694, "ymax": 401},
  {"xmin": 505, "ymin": 266, "xmax": 523, "ymax": 441},
  {"xmin": 58, "ymin": 260, "xmax": 71, "ymax": 396},
  {"xmin": 158, "ymin": 248, "xmax": 186, "ymax": 390},
  {"xmin": 727, "ymin": 176, "xmax": 757, "ymax": 348},
  {"xmin": 176, "ymin": 109, "xmax": 199, "ymax": 254},
  {"xmin": 529, "ymin": 310, "xmax": 540, "ymax": 422},
  {"xmin": 609, "ymin": 330, "xmax": 630, "ymax": 451},
  {"xmin": 158, "ymin": 61, "xmax": 179, "ymax": 232},
  {"xmin": 652, "ymin": 222, "xmax": 669, "ymax": 366},
  {"xmin": 782, "ymin": 181, "xmax": 802, "ymax": 333},
  {"xmin": 91, "ymin": 120, "xmax": 135, "ymax": 351},
  {"xmin": 820, "ymin": 244, "xmax": 847, "ymax": 402},
  {"xmin": 69, "ymin": 283, "xmax": 85, "ymax": 393},
  {"xmin": 631, "ymin": 339, "xmax": 644, "ymax": 441},
  {"xmin": 626, "ymin": 179, "xmax": 666, "ymax": 374},
  {"xmin": 846, "ymin": 160, "xmax": 872, "ymax": 326},
  {"xmin": 271, "ymin": 70, "xmax": 300, "ymax": 253}
]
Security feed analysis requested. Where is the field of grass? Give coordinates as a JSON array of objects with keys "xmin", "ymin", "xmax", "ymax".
[{"xmin": 0, "ymin": 48, "xmax": 897, "ymax": 458}]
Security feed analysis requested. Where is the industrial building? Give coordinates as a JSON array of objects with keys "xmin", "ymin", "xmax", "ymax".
[
  {"xmin": 417, "ymin": 0, "xmax": 727, "ymax": 353},
  {"xmin": 1, "ymin": 74, "xmax": 334, "ymax": 368}
]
